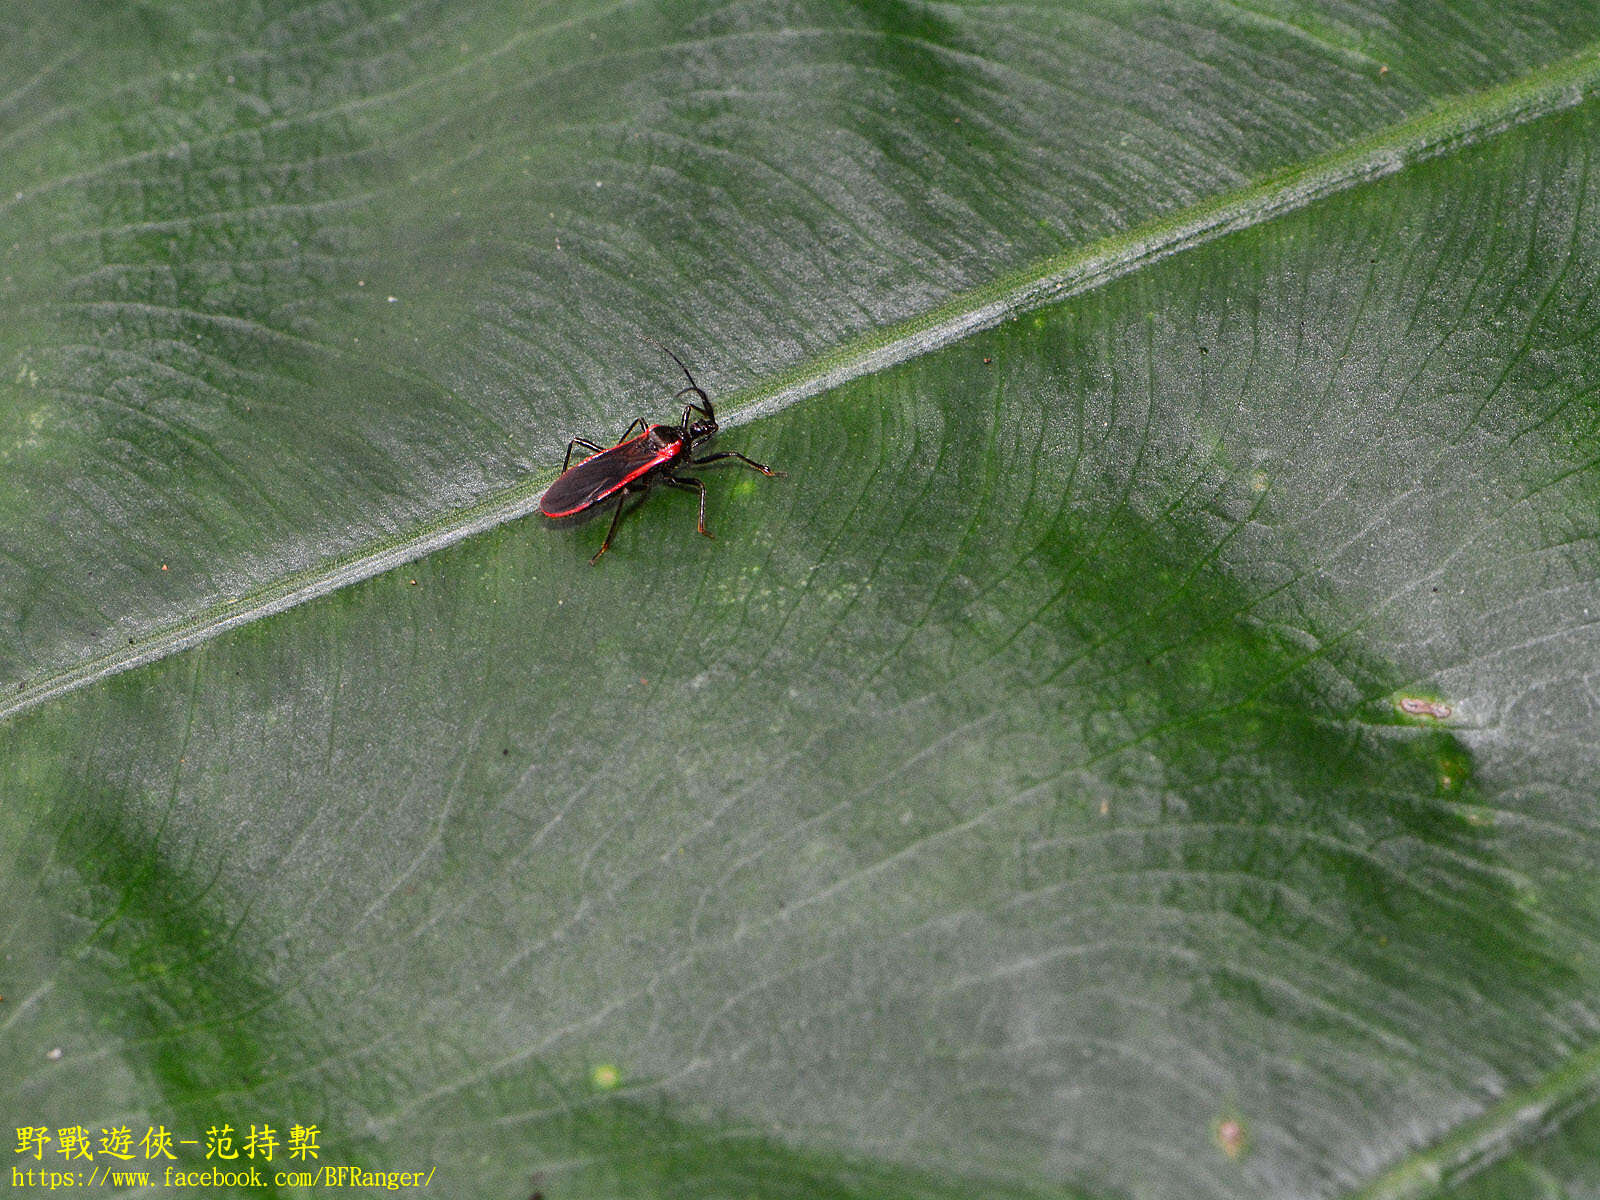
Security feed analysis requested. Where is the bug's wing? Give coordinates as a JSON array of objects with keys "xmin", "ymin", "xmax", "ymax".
[{"xmin": 538, "ymin": 436, "xmax": 672, "ymax": 517}]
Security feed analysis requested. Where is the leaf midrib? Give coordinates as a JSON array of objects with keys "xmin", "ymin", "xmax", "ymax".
[{"xmin": 1350, "ymin": 1037, "xmax": 1600, "ymax": 1200}]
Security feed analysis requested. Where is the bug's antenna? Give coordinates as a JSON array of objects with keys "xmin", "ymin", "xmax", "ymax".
[{"xmin": 637, "ymin": 333, "xmax": 707, "ymax": 402}]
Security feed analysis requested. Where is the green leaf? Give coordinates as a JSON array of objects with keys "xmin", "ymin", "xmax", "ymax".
[{"xmin": 4, "ymin": 4, "xmax": 1600, "ymax": 1199}]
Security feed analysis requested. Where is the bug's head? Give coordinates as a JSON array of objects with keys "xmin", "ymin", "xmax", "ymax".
[{"xmin": 645, "ymin": 336, "xmax": 719, "ymax": 441}]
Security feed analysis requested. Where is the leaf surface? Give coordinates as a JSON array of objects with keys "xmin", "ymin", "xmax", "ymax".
[{"xmin": 4, "ymin": 4, "xmax": 1600, "ymax": 1199}]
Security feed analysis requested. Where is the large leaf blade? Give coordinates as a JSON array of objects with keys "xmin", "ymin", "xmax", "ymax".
[{"xmin": 6, "ymin": 86, "xmax": 1600, "ymax": 1197}]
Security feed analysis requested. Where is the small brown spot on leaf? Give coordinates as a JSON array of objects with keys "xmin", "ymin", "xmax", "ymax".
[{"xmin": 1397, "ymin": 696, "xmax": 1452, "ymax": 720}]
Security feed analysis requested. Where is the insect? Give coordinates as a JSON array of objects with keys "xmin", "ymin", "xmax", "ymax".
[{"xmin": 538, "ymin": 342, "xmax": 781, "ymax": 564}]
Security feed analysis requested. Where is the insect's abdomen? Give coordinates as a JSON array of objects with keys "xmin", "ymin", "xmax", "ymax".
[
  {"xmin": 539, "ymin": 467, "xmax": 622, "ymax": 517},
  {"xmin": 539, "ymin": 435, "xmax": 681, "ymax": 518}
]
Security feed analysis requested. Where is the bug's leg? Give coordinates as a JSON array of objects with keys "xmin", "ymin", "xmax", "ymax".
[
  {"xmin": 562, "ymin": 437, "xmax": 607, "ymax": 471},
  {"xmin": 666, "ymin": 476, "xmax": 712, "ymax": 538},
  {"xmin": 690, "ymin": 450, "xmax": 784, "ymax": 477},
  {"xmin": 591, "ymin": 492, "xmax": 630, "ymax": 565},
  {"xmin": 617, "ymin": 416, "xmax": 649, "ymax": 441}
]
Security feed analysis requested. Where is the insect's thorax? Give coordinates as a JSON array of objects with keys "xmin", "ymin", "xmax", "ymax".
[{"xmin": 647, "ymin": 425, "xmax": 684, "ymax": 451}]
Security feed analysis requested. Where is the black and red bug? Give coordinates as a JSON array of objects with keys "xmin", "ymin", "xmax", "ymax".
[{"xmin": 538, "ymin": 342, "xmax": 781, "ymax": 564}]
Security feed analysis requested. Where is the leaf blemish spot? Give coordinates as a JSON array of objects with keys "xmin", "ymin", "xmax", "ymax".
[
  {"xmin": 590, "ymin": 1063, "xmax": 621, "ymax": 1091},
  {"xmin": 1213, "ymin": 1117, "xmax": 1247, "ymax": 1159},
  {"xmin": 1397, "ymin": 695, "xmax": 1452, "ymax": 720}
]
